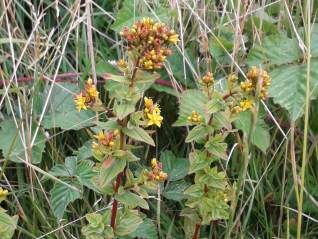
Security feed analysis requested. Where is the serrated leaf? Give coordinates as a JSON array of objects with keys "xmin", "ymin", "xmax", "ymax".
[
  {"xmin": 115, "ymin": 190, "xmax": 149, "ymax": 209},
  {"xmin": 111, "ymin": 0, "xmax": 174, "ymax": 32},
  {"xmin": 268, "ymin": 59, "xmax": 318, "ymax": 121},
  {"xmin": 42, "ymin": 83, "xmax": 95, "ymax": 130},
  {"xmin": 163, "ymin": 180, "xmax": 191, "ymax": 201},
  {"xmin": 99, "ymin": 159, "xmax": 126, "ymax": 189},
  {"xmin": 76, "ymin": 140, "xmax": 93, "ymax": 160},
  {"xmin": 247, "ymin": 34, "xmax": 301, "ymax": 67},
  {"xmin": 234, "ymin": 111, "xmax": 270, "ymax": 153},
  {"xmin": 129, "ymin": 218, "xmax": 158, "ymax": 239},
  {"xmin": 174, "ymin": 89, "xmax": 208, "ymax": 126},
  {"xmin": 114, "ymin": 100, "xmax": 136, "ymax": 120},
  {"xmin": 50, "ymin": 180, "xmax": 81, "ymax": 219},
  {"xmin": 0, "ymin": 208, "xmax": 18, "ymax": 239},
  {"xmin": 188, "ymin": 151, "xmax": 217, "ymax": 174},
  {"xmin": 122, "ymin": 126, "xmax": 155, "ymax": 146},
  {"xmin": 0, "ymin": 120, "xmax": 46, "ymax": 164},
  {"xmin": 115, "ymin": 210, "xmax": 143, "ymax": 237},
  {"xmin": 161, "ymin": 150, "xmax": 189, "ymax": 181},
  {"xmin": 185, "ymin": 125, "xmax": 208, "ymax": 143}
]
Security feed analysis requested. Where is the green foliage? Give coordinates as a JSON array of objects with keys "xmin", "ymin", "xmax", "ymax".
[
  {"xmin": 234, "ymin": 111, "xmax": 270, "ymax": 153},
  {"xmin": 174, "ymin": 89, "xmax": 208, "ymax": 126},
  {"xmin": 114, "ymin": 209, "xmax": 143, "ymax": 236},
  {"xmin": 49, "ymin": 156, "xmax": 96, "ymax": 218},
  {"xmin": 82, "ymin": 211, "xmax": 114, "ymax": 239},
  {"xmin": 0, "ymin": 208, "xmax": 18, "ymax": 239},
  {"xmin": 247, "ymin": 25, "xmax": 318, "ymax": 121},
  {"xmin": 122, "ymin": 126, "xmax": 155, "ymax": 146},
  {"xmin": 42, "ymin": 83, "xmax": 96, "ymax": 130},
  {"xmin": 161, "ymin": 150, "xmax": 189, "ymax": 181},
  {"xmin": 0, "ymin": 120, "xmax": 45, "ymax": 164},
  {"xmin": 50, "ymin": 180, "xmax": 81, "ymax": 219}
]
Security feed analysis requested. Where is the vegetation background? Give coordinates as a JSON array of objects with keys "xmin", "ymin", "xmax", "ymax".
[{"xmin": 1, "ymin": 0, "xmax": 318, "ymax": 238}]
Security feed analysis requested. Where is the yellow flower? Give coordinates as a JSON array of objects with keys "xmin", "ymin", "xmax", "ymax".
[
  {"xmin": 94, "ymin": 131, "xmax": 106, "ymax": 142},
  {"xmin": 168, "ymin": 33, "xmax": 179, "ymax": 44},
  {"xmin": 151, "ymin": 158, "xmax": 157, "ymax": 168},
  {"xmin": 239, "ymin": 99, "xmax": 253, "ymax": 111},
  {"xmin": 117, "ymin": 59, "xmax": 127, "ymax": 69},
  {"xmin": 153, "ymin": 106, "xmax": 161, "ymax": 114},
  {"xmin": 147, "ymin": 112, "xmax": 163, "ymax": 127},
  {"xmin": 87, "ymin": 77, "xmax": 93, "ymax": 86},
  {"xmin": 144, "ymin": 97, "xmax": 153, "ymax": 109},
  {"xmin": 0, "ymin": 187, "xmax": 8, "ymax": 202},
  {"xmin": 87, "ymin": 85, "xmax": 99, "ymax": 98},
  {"xmin": 74, "ymin": 93, "xmax": 87, "ymax": 111},
  {"xmin": 187, "ymin": 111, "xmax": 202, "ymax": 124}
]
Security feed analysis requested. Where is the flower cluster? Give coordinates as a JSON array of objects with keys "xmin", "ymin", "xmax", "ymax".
[
  {"xmin": 0, "ymin": 187, "xmax": 8, "ymax": 201},
  {"xmin": 92, "ymin": 130, "xmax": 119, "ymax": 155},
  {"xmin": 74, "ymin": 78, "xmax": 99, "ymax": 111},
  {"xmin": 201, "ymin": 72, "xmax": 214, "ymax": 87},
  {"xmin": 233, "ymin": 98, "xmax": 253, "ymax": 113},
  {"xmin": 240, "ymin": 66, "xmax": 271, "ymax": 100},
  {"xmin": 187, "ymin": 111, "xmax": 202, "ymax": 124},
  {"xmin": 143, "ymin": 97, "xmax": 163, "ymax": 127},
  {"xmin": 120, "ymin": 18, "xmax": 178, "ymax": 70},
  {"xmin": 147, "ymin": 158, "xmax": 167, "ymax": 182}
]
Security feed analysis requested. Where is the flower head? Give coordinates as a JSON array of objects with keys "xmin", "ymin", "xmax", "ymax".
[
  {"xmin": 121, "ymin": 18, "xmax": 178, "ymax": 71},
  {"xmin": 0, "ymin": 187, "xmax": 8, "ymax": 202},
  {"xmin": 74, "ymin": 93, "xmax": 88, "ymax": 111},
  {"xmin": 147, "ymin": 111, "xmax": 163, "ymax": 127},
  {"xmin": 74, "ymin": 78, "xmax": 100, "ymax": 111},
  {"xmin": 187, "ymin": 111, "xmax": 202, "ymax": 124},
  {"xmin": 147, "ymin": 158, "xmax": 167, "ymax": 182},
  {"xmin": 201, "ymin": 72, "xmax": 214, "ymax": 86}
]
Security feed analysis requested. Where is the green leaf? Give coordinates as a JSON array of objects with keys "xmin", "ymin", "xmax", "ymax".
[
  {"xmin": 0, "ymin": 120, "xmax": 46, "ymax": 164},
  {"xmin": 161, "ymin": 150, "xmax": 189, "ymax": 181},
  {"xmin": 185, "ymin": 125, "xmax": 208, "ymax": 143},
  {"xmin": 115, "ymin": 189, "xmax": 149, "ymax": 209},
  {"xmin": 195, "ymin": 167, "xmax": 227, "ymax": 190},
  {"xmin": 188, "ymin": 151, "xmax": 217, "ymax": 174},
  {"xmin": 234, "ymin": 111, "xmax": 270, "ymax": 153},
  {"xmin": 129, "ymin": 218, "xmax": 158, "ymax": 239},
  {"xmin": 111, "ymin": 0, "xmax": 174, "ymax": 32},
  {"xmin": 50, "ymin": 157, "xmax": 96, "ymax": 190},
  {"xmin": 76, "ymin": 140, "xmax": 93, "ymax": 160},
  {"xmin": 247, "ymin": 34, "xmax": 301, "ymax": 67},
  {"xmin": 0, "ymin": 208, "xmax": 18, "ymax": 239},
  {"xmin": 115, "ymin": 210, "xmax": 143, "ymax": 237},
  {"xmin": 163, "ymin": 180, "xmax": 191, "ymax": 201},
  {"xmin": 204, "ymin": 134, "xmax": 228, "ymax": 160},
  {"xmin": 82, "ymin": 212, "xmax": 114, "ymax": 239},
  {"xmin": 246, "ymin": 27, "xmax": 318, "ymax": 121},
  {"xmin": 122, "ymin": 126, "xmax": 155, "ymax": 146},
  {"xmin": 50, "ymin": 180, "xmax": 81, "ymax": 219},
  {"xmin": 268, "ymin": 59, "xmax": 318, "ymax": 121},
  {"xmin": 114, "ymin": 99, "xmax": 137, "ymax": 120},
  {"xmin": 42, "ymin": 83, "xmax": 95, "ymax": 130},
  {"xmin": 99, "ymin": 159, "xmax": 126, "ymax": 189},
  {"xmin": 174, "ymin": 89, "xmax": 208, "ymax": 126}
]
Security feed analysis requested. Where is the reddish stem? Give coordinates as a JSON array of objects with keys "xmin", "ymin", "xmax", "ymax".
[
  {"xmin": 192, "ymin": 224, "xmax": 201, "ymax": 239},
  {"xmin": 1, "ymin": 72, "xmax": 180, "ymax": 90},
  {"xmin": 110, "ymin": 171, "xmax": 124, "ymax": 229}
]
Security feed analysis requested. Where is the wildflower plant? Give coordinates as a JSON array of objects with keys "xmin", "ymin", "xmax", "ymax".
[
  {"xmin": 175, "ymin": 69, "xmax": 271, "ymax": 236},
  {"xmin": 73, "ymin": 18, "xmax": 177, "ymax": 238}
]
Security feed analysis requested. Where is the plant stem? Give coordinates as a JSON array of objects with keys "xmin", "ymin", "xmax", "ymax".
[
  {"xmin": 110, "ymin": 129, "xmax": 125, "ymax": 229},
  {"xmin": 192, "ymin": 224, "xmax": 201, "ymax": 239},
  {"xmin": 297, "ymin": 0, "xmax": 311, "ymax": 237}
]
